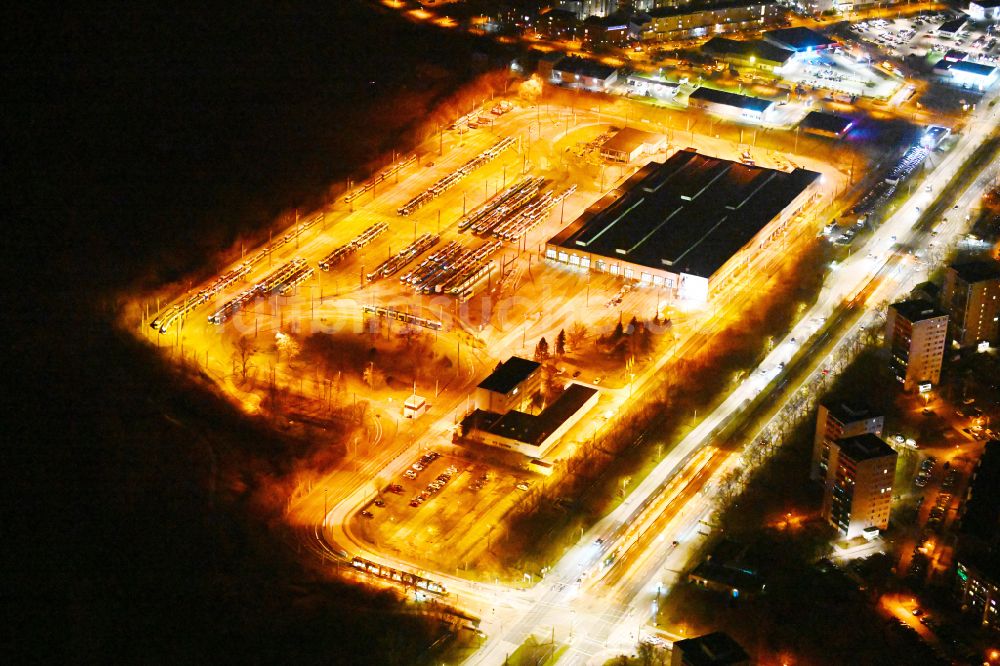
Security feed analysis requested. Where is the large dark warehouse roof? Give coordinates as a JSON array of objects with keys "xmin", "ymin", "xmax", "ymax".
[{"xmin": 547, "ymin": 149, "xmax": 820, "ymax": 279}]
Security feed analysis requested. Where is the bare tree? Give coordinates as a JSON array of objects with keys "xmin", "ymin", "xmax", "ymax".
[
  {"xmin": 567, "ymin": 322, "xmax": 588, "ymax": 351},
  {"xmin": 233, "ymin": 334, "xmax": 256, "ymax": 382}
]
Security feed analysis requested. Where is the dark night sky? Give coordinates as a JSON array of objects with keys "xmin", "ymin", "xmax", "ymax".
[{"xmin": 4, "ymin": 3, "xmax": 501, "ymax": 662}]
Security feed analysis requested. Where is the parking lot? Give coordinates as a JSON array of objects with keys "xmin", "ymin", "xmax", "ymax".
[
  {"xmin": 352, "ymin": 451, "xmax": 535, "ymax": 573},
  {"xmin": 851, "ymin": 13, "xmax": 1000, "ymax": 64}
]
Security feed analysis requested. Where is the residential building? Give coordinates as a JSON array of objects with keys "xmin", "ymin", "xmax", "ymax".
[
  {"xmin": 941, "ymin": 260, "xmax": 1000, "ymax": 349},
  {"xmin": 811, "ymin": 400, "xmax": 883, "ymax": 481},
  {"xmin": 822, "ymin": 433, "xmax": 896, "ymax": 538},
  {"xmin": 629, "ymin": 1, "xmax": 782, "ymax": 43},
  {"xmin": 474, "ymin": 356, "xmax": 541, "ymax": 413},
  {"xmin": 581, "ymin": 14, "xmax": 630, "ymax": 47},
  {"xmin": 956, "ymin": 558, "xmax": 1000, "ymax": 631},
  {"xmin": 671, "ymin": 632, "xmax": 750, "ymax": 666},
  {"xmin": 886, "ymin": 299, "xmax": 948, "ymax": 392},
  {"xmin": 559, "ymin": 0, "xmax": 619, "ymax": 19},
  {"xmin": 536, "ymin": 7, "xmax": 581, "ymax": 40},
  {"xmin": 955, "ymin": 439, "xmax": 1000, "ymax": 630},
  {"xmin": 585, "ymin": 16, "xmax": 621, "ymax": 43}
]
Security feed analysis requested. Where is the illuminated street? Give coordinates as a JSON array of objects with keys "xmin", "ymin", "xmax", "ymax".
[
  {"xmin": 129, "ymin": 55, "xmax": 1000, "ymax": 661},
  {"xmin": 23, "ymin": 2, "xmax": 1000, "ymax": 664}
]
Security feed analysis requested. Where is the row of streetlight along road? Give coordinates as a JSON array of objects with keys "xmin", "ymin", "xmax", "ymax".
[
  {"xmin": 572, "ymin": 95, "xmax": 1000, "ymax": 665},
  {"xmin": 343, "ymin": 155, "xmax": 416, "ymax": 204},
  {"xmin": 465, "ymin": 95, "xmax": 1000, "ymax": 664},
  {"xmin": 157, "ymin": 144, "xmax": 564, "ymax": 332}
]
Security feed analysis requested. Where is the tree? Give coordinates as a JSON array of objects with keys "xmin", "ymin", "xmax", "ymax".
[
  {"xmin": 274, "ymin": 331, "xmax": 300, "ymax": 362},
  {"xmin": 534, "ymin": 336, "xmax": 549, "ymax": 361},
  {"xmin": 567, "ymin": 322, "xmax": 588, "ymax": 351},
  {"xmin": 232, "ymin": 334, "xmax": 256, "ymax": 381},
  {"xmin": 362, "ymin": 363, "xmax": 386, "ymax": 390},
  {"xmin": 612, "ymin": 319, "xmax": 624, "ymax": 341},
  {"xmin": 555, "ymin": 329, "xmax": 566, "ymax": 357}
]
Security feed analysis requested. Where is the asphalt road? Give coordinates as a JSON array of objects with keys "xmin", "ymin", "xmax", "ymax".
[{"xmin": 135, "ymin": 85, "xmax": 998, "ymax": 664}]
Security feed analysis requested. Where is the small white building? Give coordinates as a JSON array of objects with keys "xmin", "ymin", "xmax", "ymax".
[
  {"xmin": 625, "ymin": 73, "xmax": 679, "ymax": 100},
  {"xmin": 599, "ymin": 127, "xmax": 666, "ymax": 164},
  {"xmin": 968, "ymin": 0, "xmax": 1000, "ymax": 22},
  {"xmin": 687, "ymin": 86, "xmax": 775, "ymax": 123},
  {"xmin": 403, "ymin": 394, "xmax": 427, "ymax": 419},
  {"xmin": 934, "ymin": 58, "xmax": 999, "ymax": 90}
]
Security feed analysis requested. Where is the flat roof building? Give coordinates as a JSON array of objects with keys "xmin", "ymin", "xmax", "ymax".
[
  {"xmin": 581, "ymin": 13, "xmax": 630, "ymax": 47},
  {"xmin": 702, "ymin": 36, "xmax": 795, "ymax": 72},
  {"xmin": 959, "ymin": 439, "xmax": 1000, "ymax": 546},
  {"xmin": 941, "ymin": 260, "xmax": 1000, "ymax": 349},
  {"xmin": 811, "ymin": 399, "xmax": 884, "ymax": 482},
  {"xmin": 934, "ymin": 59, "xmax": 999, "ymax": 90},
  {"xmin": 955, "ymin": 439, "xmax": 1000, "ymax": 630},
  {"xmin": 461, "ymin": 383, "xmax": 600, "ymax": 458},
  {"xmin": 599, "ymin": 127, "xmax": 666, "ymax": 164},
  {"xmin": 763, "ymin": 26, "xmax": 838, "ymax": 52},
  {"xmin": 969, "ymin": 0, "xmax": 1000, "ymax": 22},
  {"xmin": 558, "ymin": 0, "xmax": 618, "ymax": 21},
  {"xmin": 630, "ymin": 1, "xmax": 782, "ymax": 43},
  {"xmin": 670, "ymin": 632, "xmax": 749, "ymax": 666},
  {"xmin": 475, "ymin": 356, "xmax": 542, "ymax": 414},
  {"xmin": 822, "ymin": 433, "xmax": 897, "ymax": 538},
  {"xmin": 688, "ymin": 86, "xmax": 775, "ymax": 123},
  {"xmin": 625, "ymin": 73, "xmax": 680, "ymax": 100},
  {"xmin": 687, "ymin": 539, "xmax": 763, "ymax": 598},
  {"xmin": 937, "ymin": 17, "xmax": 968, "ymax": 36},
  {"xmin": 545, "ymin": 149, "xmax": 822, "ymax": 302},
  {"xmin": 800, "ymin": 111, "xmax": 854, "ymax": 138},
  {"xmin": 549, "ymin": 55, "xmax": 619, "ymax": 91},
  {"xmin": 921, "ymin": 125, "xmax": 951, "ymax": 150},
  {"xmin": 886, "ymin": 299, "xmax": 948, "ymax": 392}
]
